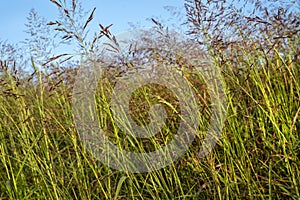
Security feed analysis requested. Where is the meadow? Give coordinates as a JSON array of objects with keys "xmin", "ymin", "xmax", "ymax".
[{"xmin": 0, "ymin": 0, "xmax": 299, "ymax": 199}]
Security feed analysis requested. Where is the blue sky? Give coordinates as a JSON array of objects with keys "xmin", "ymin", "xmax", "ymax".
[{"xmin": 0, "ymin": 0, "xmax": 185, "ymax": 44}]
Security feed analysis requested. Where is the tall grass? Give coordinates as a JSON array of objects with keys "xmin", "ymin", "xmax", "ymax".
[{"xmin": 0, "ymin": 0, "xmax": 299, "ymax": 199}]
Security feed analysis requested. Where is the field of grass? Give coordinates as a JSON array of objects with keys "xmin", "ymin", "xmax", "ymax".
[{"xmin": 0, "ymin": 0, "xmax": 299, "ymax": 199}]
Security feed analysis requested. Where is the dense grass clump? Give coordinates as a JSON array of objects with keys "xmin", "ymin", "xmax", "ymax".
[{"xmin": 0, "ymin": 0, "xmax": 299, "ymax": 199}]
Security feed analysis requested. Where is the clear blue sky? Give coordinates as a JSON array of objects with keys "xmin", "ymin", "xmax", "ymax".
[{"xmin": 0, "ymin": 0, "xmax": 185, "ymax": 44}]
